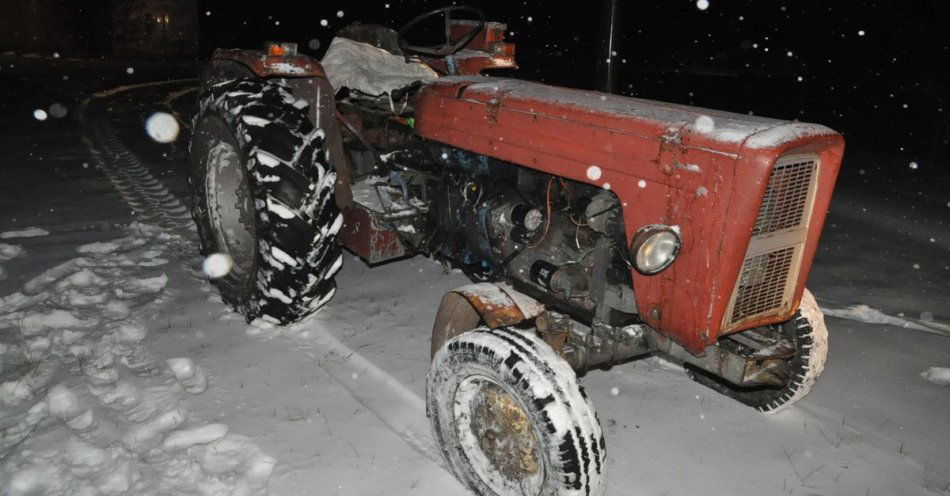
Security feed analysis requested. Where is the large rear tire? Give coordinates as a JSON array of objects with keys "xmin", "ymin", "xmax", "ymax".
[
  {"xmin": 428, "ymin": 327, "xmax": 606, "ymax": 496},
  {"xmin": 190, "ymin": 78, "xmax": 343, "ymax": 324}
]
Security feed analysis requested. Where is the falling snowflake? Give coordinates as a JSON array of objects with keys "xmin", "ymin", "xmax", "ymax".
[
  {"xmin": 336, "ymin": 10, "xmax": 344, "ymax": 18},
  {"xmin": 126, "ymin": 67, "xmax": 134, "ymax": 74},
  {"xmin": 49, "ymin": 103, "xmax": 67, "ymax": 118},
  {"xmin": 202, "ymin": 253, "xmax": 233, "ymax": 278},
  {"xmin": 909, "ymin": 161, "xmax": 918, "ymax": 170},
  {"xmin": 33, "ymin": 109, "xmax": 48, "ymax": 121},
  {"xmin": 696, "ymin": 0, "xmax": 710, "ymax": 10},
  {"xmin": 693, "ymin": 115, "xmax": 715, "ymax": 133},
  {"xmin": 638, "ymin": 179, "xmax": 647, "ymax": 189},
  {"xmin": 320, "ymin": 19, "xmax": 328, "ymax": 26},
  {"xmin": 586, "ymin": 165, "xmax": 602, "ymax": 181},
  {"xmin": 146, "ymin": 112, "xmax": 180, "ymax": 143}
]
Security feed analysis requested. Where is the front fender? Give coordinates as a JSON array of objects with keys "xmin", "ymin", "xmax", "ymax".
[{"xmin": 430, "ymin": 283, "xmax": 544, "ymax": 358}]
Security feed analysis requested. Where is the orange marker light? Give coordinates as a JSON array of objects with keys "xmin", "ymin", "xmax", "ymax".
[{"xmin": 267, "ymin": 44, "xmax": 286, "ymax": 57}]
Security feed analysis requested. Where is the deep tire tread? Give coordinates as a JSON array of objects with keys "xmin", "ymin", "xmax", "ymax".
[{"xmin": 190, "ymin": 78, "xmax": 342, "ymax": 324}]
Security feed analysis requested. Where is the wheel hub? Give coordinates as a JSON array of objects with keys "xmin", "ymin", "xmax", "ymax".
[
  {"xmin": 469, "ymin": 382, "xmax": 539, "ymax": 479},
  {"xmin": 204, "ymin": 140, "xmax": 256, "ymax": 277}
]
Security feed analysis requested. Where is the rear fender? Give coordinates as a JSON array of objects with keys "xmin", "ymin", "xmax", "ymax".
[
  {"xmin": 211, "ymin": 48, "xmax": 327, "ymax": 78},
  {"xmin": 430, "ymin": 283, "xmax": 544, "ymax": 358}
]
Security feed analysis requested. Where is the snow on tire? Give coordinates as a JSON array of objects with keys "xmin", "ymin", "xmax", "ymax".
[
  {"xmin": 688, "ymin": 288, "xmax": 829, "ymax": 414},
  {"xmin": 428, "ymin": 327, "xmax": 606, "ymax": 496},
  {"xmin": 190, "ymin": 78, "xmax": 343, "ymax": 324}
]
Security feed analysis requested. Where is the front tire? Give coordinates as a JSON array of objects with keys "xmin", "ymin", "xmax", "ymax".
[
  {"xmin": 688, "ymin": 288, "xmax": 829, "ymax": 414},
  {"xmin": 428, "ymin": 327, "xmax": 606, "ymax": 496},
  {"xmin": 190, "ymin": 78, "xmax": 343, "ymax": 324}
]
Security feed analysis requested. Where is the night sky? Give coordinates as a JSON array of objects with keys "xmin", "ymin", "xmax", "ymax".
[
  {"xmin": 196, "ymin": 1, "xmax": 949, "ymax": 191},
  {"xmin": 3, "ymin": 0, "xmax": 948, "ymax": 196}
]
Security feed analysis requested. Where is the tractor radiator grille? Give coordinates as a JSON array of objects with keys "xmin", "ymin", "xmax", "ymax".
[
  {"xmin": 730, "ymin": 247, "xmax": 796, "ymax": 322},
  {"xmin": 752, "ymin": 159, "xmax": 816, "ymax": 235},
  {"xmin": 724, "ymin": 154, "xmax": 819, "ymax": 329}
]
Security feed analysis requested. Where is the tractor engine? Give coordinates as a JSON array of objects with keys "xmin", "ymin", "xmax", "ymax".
[{"xmin": 429, "ymin": 146, "xmax": 637, "ymax": 325}]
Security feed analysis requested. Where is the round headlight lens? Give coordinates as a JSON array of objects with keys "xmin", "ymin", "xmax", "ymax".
[{"xmin": 631, "ymin": 225, "xmax": 682, "ymax": 275}]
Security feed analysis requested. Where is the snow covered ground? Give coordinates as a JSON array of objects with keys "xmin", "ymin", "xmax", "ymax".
[{"xmin": 1, "ymin": 67, "xmax": 948, "ymax": 495}]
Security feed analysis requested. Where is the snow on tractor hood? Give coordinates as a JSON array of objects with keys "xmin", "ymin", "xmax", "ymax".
[{"xmin": 321, "ymin": 37, "xmax": 439, "ymax": 97}]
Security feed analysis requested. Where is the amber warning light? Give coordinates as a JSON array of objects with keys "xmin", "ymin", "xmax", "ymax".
[{"xmin": 265, "ymin": 42, "xmax": 297, "ymax": 57}]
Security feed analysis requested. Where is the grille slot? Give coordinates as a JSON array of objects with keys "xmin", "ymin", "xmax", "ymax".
[
  {"xmin": 730, "ymin": 247, "xmax": 796, "ymax": 322},
  {"xmin": 752, "ymin": 160, "xmax": 816, "ymax": 235}
]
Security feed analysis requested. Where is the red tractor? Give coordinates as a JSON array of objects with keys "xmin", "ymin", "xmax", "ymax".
[{"xmin": 191, "ymin": 7, "xmax": 843, "ymax": 495}]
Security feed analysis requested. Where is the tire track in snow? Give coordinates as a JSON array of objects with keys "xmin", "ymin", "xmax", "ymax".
[
  {"xmin": 79, "ymin": 80, "xmax": 196, "ymax": 232},
  {"xmin": 83, "ymin": 81, "xmax": 452, "ymax": 475},
  {"xmin": 291, "ymin": 324, "xmax": 442, "ymax": 464}
]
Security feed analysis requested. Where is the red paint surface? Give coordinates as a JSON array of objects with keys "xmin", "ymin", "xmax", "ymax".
[
  {"xmin": 212, "ymin": 49, "xmax": 326, "ymax": 78},
  {"xmin": 414, "ymin": 77, "xmax": 844, "ymax": 355},
  {"xmin": 338, "ymin": 207, "xmax": 407, "ymax": 265}
]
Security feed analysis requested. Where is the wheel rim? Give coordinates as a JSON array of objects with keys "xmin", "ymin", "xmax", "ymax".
[
  {"xmin": 454, "ymin": 375, "xmax": 545, "ymax": 495},
  {"xmin": 204, "ymin": 139, "xmax": 256, "ymax": 278}
]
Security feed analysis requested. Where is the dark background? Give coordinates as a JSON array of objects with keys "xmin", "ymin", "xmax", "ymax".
[{"xmin": 2, "ymin": 0, "xmax": 949, "ymax": 203}]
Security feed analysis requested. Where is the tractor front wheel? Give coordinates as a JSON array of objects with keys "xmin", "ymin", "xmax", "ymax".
[
  {"xmin": 428, "ymin": 327, "xmax": 606, "ymax": 496},
  {"xmin": 687, "ymin": 288, "xmax": 829, "ymax": 414}
]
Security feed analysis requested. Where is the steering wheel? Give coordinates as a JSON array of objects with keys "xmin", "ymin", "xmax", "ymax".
[{"xmin": 397, "ymin": 6, "xmax": 486, "ymax": 57}]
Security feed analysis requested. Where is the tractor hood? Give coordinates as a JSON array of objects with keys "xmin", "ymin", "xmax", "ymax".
[{"xmin": 414, "ymin": 76, "xmax": 844, "ymax": 355}]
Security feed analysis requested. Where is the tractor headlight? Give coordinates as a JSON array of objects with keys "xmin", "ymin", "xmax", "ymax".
[{"xmin": 631, "ymin": 225, "xmax": 681, "ymax": 275}]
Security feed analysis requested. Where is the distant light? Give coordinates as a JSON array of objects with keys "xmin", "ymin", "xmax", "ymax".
[
  {"xmin": 146, "ymin": 112, "xmax": 180, "ymax": 143},
  {"xmin": 33, "ymin": 109, "xmax": 48, "ymax": 121},
  {"xmin": 696, "ymin": 0, "xmax": 709, "ymax": 10}
]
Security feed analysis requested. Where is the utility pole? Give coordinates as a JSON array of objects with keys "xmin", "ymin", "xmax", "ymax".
[{"xmin": 595, "ymin": 0, "xmax": 622, "ymax": 94}]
